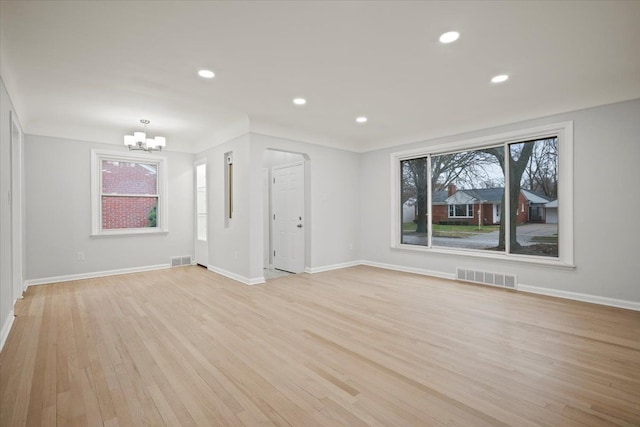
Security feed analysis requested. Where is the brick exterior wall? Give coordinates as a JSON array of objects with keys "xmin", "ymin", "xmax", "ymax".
[
  {"xmin": 102, "ymin": 196, "xmax": 157, "ymax": 229},
  {"xmin": 515, "ymin": 192, "xmax": 529, "ymax": 224},
  {"xmin": 102, "ymin": 161, "xmax": 157, "ymax": 194},
  {"xmin": 432, "ymin": 205, "xmax": 448, "ymax": 224},
  {"xmin": 101, "ymin": 161, "xmax": 158, "ymax": 229}
]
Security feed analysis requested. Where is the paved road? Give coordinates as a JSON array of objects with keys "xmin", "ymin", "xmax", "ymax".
[{"xmin": 403, "ymin": 223, "xmax": 557, "ymax": 249}]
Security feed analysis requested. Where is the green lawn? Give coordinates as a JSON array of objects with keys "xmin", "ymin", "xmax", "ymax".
[
  {"xmin": 433, "ymin": 224, "xmax": 499, "ymax": 234},
  {"xmin": 403, "ymin": 222, "xmax": 418, "ymax": 231},
  {"xmin": 402, "ymin": 222, "xmax": 499, "ymax": 238},
  {"xmin": 529, "ymin": 235, "xmax": 558, "ymax": 243}
]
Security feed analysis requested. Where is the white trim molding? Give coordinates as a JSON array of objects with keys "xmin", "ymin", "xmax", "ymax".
[
  {"xmin": 207, "ymin": 265, "xmax": 265, "ymax": 286},
  {"xmin": 360, "ymin": 260, "xmax": 456, "ymax": 281},
  {"xmin": 24, "ymin": 264, "xmax": 170, "ymax": 287},
  {"xmin": 518, "ymin": 284, "xmax": 640, "ymax": 312},
  {"xmin": 306, "ymin": 261, "xmax": 638, "ymax": 311},
  {"xmin": 1, "ymin": 309, "xmax": 15, "ymax": 352},
  {"xmin": 304, "ymin": 260, "xmax": 362, "ymax": 274}
]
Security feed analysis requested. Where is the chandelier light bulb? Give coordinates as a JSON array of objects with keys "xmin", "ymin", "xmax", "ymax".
[{"xmin": 124, "ymin": 119, "xmax": 166, "ymax": 152}]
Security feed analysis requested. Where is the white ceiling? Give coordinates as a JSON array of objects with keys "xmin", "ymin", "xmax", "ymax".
[{"xmin": 1, "ymin": 1, "xmax": 639, "ymax": 153}]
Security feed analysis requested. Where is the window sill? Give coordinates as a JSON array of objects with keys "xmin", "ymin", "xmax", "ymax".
[
  {"xmin": 393, "ymin": 243, "xmax": 575, "ymax": 270},
  {"xmin": 91, "ymin": 229, "xmax": 168, "ymax": 238}
]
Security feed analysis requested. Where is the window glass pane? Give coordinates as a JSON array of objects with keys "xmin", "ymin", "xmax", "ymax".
[
  {"xmin": 197, "ymin": 215, "xmax": 207, "ymax": 241},
  {"xmin": 102, "ymin": 160, "xmax": 157, "ymax": 195},
  {"xmin": 197, "ymin": 188, "xmax": 207, "ymax": 214},
  {"xmin": 102, "ymin": 196, "xmax": 158, "ymax": 229},
  {"xmin": 196, "ymin": 164, "xmax": 206, "ymax": 188},
  {"xmin": 401, "ymin": 157, "xmax": 428, "ymax": 246},
  {"xmin": 509, "ymin": 137, "xmax": 558, "ymax": 257},
  {"xmin": 431, "ymin": 149, "xmax": 505, "ymax": 251}
]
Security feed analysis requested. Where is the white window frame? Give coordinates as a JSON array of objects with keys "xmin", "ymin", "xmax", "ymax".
[
  {"xmin": 391, "ymin": 121, "xmax": 574, "ymax": 268},
  {"xmin": 91, "ymin": 149, "xmax": 169, "ymax": 236},
  {"xmin": 448, "ymin": 204, "xmax": 474, "ymax": 218}
]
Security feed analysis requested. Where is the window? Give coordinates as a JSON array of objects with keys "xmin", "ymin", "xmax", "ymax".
[
  {"xmin": 448, "ymin": 204, "xmax": 474, "ymax": 218},
  {"xmin": 392, "ymin": 121, "xmax": 573, "ymax": 266},
  {"xmin": 91, "ymin": 150, "xmax": 168, "ymax": 236}
]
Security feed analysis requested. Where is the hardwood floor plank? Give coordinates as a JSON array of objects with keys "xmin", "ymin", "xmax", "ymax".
[{"xmin": 1, "ymin": 265, "xmax": 639, "ymax": 426}]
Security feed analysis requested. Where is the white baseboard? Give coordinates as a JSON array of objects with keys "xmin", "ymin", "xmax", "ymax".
[
  {"xmin": 518, "ymin": 284, "xmax": 640, "ymax": 311},
  {"xmin": 0, "ymin": 308, "xmax": 15, "ymax": 353},
  {"xmin": 360, "ymin": 260, "xmax": 457, "ymax": 281},
  {"xmin": 304, "ymin": 260, "xmax": 362, "ymax": 274},
  {"xmin": 23, "ymin": 264, "xmax": 171, "ymax": 288},
  {"xmin": 16, "ymin": 260, "xmax": 639, "ymax": 313},
  {"xmin": 207, "ymin": 265, "xmax": 265, "ymax": 286}
]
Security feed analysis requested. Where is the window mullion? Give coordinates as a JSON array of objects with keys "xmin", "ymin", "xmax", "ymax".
[
  {"xmin": 427, "ymin": 155, "xmax": 432, "ymax": 248},
  {"xmin": 504, "ymin": 143, "xmax": 511, "ymax": 254}
]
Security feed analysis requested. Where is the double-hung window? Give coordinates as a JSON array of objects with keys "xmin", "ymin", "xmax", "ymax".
[
  {"xmin": 449, "ymin": 204, "xmax": 473, "ymax": 218},
  {"xmin": 393, "ymin": 121, "xmax": 573, "ymax": 266},
  {"xmin": 91, "ymin": 150, "xmax": 168, "ymax": 236}
]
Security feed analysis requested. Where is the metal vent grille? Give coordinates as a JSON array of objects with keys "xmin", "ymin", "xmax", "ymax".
[
  {"xmin": 171, "ymin": 255, "xmax": 193, "ymax": 267},
  {"xmin": 456, "ymin": 268, "xmax": 517, "ymax": 290}
]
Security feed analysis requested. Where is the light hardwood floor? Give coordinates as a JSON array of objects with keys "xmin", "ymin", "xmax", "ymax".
[{"xmin": 1, "ymin": 265, "xmax": 639, "ymax": 426}]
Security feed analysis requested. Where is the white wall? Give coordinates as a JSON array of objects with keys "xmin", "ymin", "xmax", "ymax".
[
  {"xmin": 197, "ymin": 133, "xmax": 361, "ymax": 283},
  {"xmin": 0, "ymin": 77, "xmax": 23, "ymax": 349},
  {"xmin": 197, "ymin": 134, "xmax": 253, "ymax": 281},
  {"xmin": 249, "ymin": 133, "xmax": 361, "ymax": 279},
  {"xmin": 24, "ymin": 135, "xmax": 195, "ymax": 281},
  {"xmin": 360, "ymin": 99, "xmax": 640, "ymax": 304}
]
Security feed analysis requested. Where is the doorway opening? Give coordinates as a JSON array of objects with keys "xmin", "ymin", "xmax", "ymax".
[
  {"xmin": 263, "ymin": 149, "xmax": 309, "ymax": 277},
  {"xmin": 194, "ymin": 160, "xmax": 208, "ymax": 267}
]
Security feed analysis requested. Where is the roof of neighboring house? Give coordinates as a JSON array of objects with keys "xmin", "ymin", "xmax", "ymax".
[
  {"xmin": 520, "ymin": 188, "xmax": 552, "ymax": 204},
  {"xmin": 459, "ymin": 188, "xmax": 505, "ymax": 204},
  {"xmin": 545, "ymin": 200, "xmax": 558, "ymax": 208},
  {"xmin": 433, "ymin": 190, "xmax": 448, "ymax": 203},
  {"xmin": 440, "ymin": 187, "xmax": 553, "ymax": 205},
  {"xmin": 407, "ymin": 188, "xmax": 552, "ymax": 206},
  {"xmin": 403, "ymin": 190, "xmax": 448, "ymax": 206}
]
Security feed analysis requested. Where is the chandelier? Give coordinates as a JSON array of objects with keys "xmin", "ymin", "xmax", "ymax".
[{"xmin": 124, "ymin": 119, "xmax": 166, "ymax": 152}]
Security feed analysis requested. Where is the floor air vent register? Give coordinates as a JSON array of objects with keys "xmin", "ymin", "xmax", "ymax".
[
  {"xmin": 171, "ymin": 255, "xmax": 192, "ymax": 267},
  {"xmin": 456, "ymin": 268, "xmax": 517, "ymax": 289}
]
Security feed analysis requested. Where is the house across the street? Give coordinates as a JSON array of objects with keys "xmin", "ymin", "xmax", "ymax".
[{"xmin": 404, "ymin": 184, "xmax": 555, "ymax": 226}]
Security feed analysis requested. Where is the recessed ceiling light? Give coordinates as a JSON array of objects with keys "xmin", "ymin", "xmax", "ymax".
[
  {"xmin": 356, "ymin": 116, "xmax": 368, "ymax": 124},
  {"xmin": 439, "ymin": 31, "xmax": 460, "ymax": 44},
  {"xmin": 198, "ymin": 69, "xmax": 215, "ymax": 79},
  {"xmin": 293, "ymin": 98, "xmax": 307, "ymax": 105},
  {"xmin": 491, "ymin": 74, "xmax": 509, "ymax": 83}
]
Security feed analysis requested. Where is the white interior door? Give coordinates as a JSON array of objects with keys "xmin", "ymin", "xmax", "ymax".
[
  {"xmin": 195, "ymin": 161, "xmax": 208, "ymax": 266},
  {"xmin": 272, "ymin": 162, "xmax": 304, "ymax": 273}
]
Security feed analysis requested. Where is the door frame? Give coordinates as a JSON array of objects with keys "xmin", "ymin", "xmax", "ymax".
[
  {"xmin": 194, "ymin": 159, "xmax": 208, "ymax": 267},
  {"xmin": 271, "ymin": 160, "xmax": 305, "ymax": 273}
]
